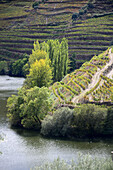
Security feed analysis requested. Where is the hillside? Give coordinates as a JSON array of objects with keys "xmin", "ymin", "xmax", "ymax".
[
  {"xmin": 51, "ymin": 47, "xmax": 113, "ymax": 107},
  {"xmin": 0, "ymin": 0, "xmax": 113, "ymax": 67}
]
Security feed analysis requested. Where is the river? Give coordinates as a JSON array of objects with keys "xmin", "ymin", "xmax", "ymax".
[{"xmin": 0, "ymin": 75, "xmax": 113, "ymax": 170}]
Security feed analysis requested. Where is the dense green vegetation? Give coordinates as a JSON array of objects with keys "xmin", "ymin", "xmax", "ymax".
[
  {"xmin": 26, "ymin": 38, "xmax": 69, "ymax": 82},
  {"xmin": 7, "ymin": 88, "xmax": 113, "ymax": 138},
  {"xmin": 26, "ymin": 58, "xmax": 52, "ymax": 88},
  {"xmin": 7, "ymin": 38, "xmax": 69, "ymax": 128},
  {"xmin": 41, "ymin": 107, "xmax": 74, "ymax": 137},
  {"xmin": 32, "ymin": 153, "xmax": 113, "ymax": 170},
  {"xmin": 7, "ymin": 86, "xmax": 52, "ymax": 129},
  {"xmin": 3, "ymin": 0, "xmax": 113, "ymax": 140},
  {"xmin": 0, "ymin": 53, "xmax": 28, "ymax": 77},
  {"xmin": 0, "ymin": 61, "xmax": 8, "ymax": 74},
  {"xmin": 9, "ymin": 54, "xmax": 28, "ymax": 77},
  {"xmin": 41, "ymin": 105, "xmax": 113, "ymax": 138},
  {"xmin": 6, "ymin": 46, "xmax": 113, "ymax": 139}
]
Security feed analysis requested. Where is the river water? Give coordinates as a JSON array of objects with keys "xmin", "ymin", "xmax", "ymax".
[{"xmin": 0, "ymin": 76, "xmax": 113, "ymax": 170}]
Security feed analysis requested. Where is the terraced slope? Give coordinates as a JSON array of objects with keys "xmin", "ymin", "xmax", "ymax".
[
  {"xmin": 0, "ymin": 0, "xmax": 113, "ymax": 67},
  {"xmin": 51, "ymin": 47, "xmax": 113, "ymax": 107}
]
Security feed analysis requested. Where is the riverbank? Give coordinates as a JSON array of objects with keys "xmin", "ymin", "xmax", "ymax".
[{"xmin": 0, "ymin": 75, "xmax": 113, "ymax": 170}]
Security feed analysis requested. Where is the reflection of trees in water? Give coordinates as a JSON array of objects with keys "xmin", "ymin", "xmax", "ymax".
[{"xmin": 14, "ymin": 128, "xmax": 50, "ymax": 150}]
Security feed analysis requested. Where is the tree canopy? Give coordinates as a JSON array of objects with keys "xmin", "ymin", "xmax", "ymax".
[
  {"xmin": 26, "ymin": 38, "xmax": 69, "ymax": 82},
  {"xmin": 7, "ymin": 86, "xmax": 52, "ymax": 129},
  {"xmin": 26, "ymin": 59, "xmax": 52, "ymax": 88}
]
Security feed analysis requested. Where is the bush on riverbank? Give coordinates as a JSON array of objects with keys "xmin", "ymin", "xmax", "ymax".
[
  {"xmin": 7, "ymin": 89, "xmax": 113, "ymax": 138},
  {"xmin": 9, "ymin": 54, "xmax": 29, "ymax": 77},
  {"xmin": 7, "ymin": 86, "xmax": 52, "ymax": 130},
  {"xmin": 0, "ymin": 61, "xmax": 8, "ymax": 75},
  {"xmin": 104, "ymin": 107, "xmax": 113, "ymax": 135},
  {"xmin": 41, "ymin": 104, "xmax": 112, "ymax": 138},
  {"xmin": 32, "ymin": 153, "xmax": 113, "ymax": 170},
  {"xmin": 72, "ymin": 104, "xmax": 107, "ymax": 138},
  {"xmin": 0, "ymin": 54, "xmax": 29, "ymax": 77},
  {"xmin": 41, "ymin": 107, "xmax": 74, "ymax": 137}
]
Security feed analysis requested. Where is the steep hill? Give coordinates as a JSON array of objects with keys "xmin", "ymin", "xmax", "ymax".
[
  {"xmin": 0, "ymin": 0, "xmax": 113, "ymax": 67},
  {"xmin": 51, "ymin": 47, "xmax": 113, "ymax": 107}
]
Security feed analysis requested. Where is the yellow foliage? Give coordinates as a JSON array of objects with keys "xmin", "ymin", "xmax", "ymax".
[
  {"xmin": 33, "ymin": 40, "xmax": 40, "ymax": 51},
  {"xmin": 29, "ymin": 49, "xmax": 48, "ymax": 65},
  {"xmin": 28, "ymin": 59, "xmax": 52, "ymax": 88}
]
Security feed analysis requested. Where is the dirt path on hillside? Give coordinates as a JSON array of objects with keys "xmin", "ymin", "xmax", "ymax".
[{"xmin": 72, "ymin": 48, "xmax": 113, "ymax": 103}]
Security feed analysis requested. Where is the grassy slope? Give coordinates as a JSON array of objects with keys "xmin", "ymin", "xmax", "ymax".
[
  {"xmin": 0, "ymin": 0, "xmax": 113, "ymax": 67},
  {"xmin": 51, "ymin": 47, "xmax": 113, "ymax": 107}
]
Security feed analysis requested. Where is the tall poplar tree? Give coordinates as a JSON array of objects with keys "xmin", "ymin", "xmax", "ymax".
[
  {"xmin": 28, "ymin": 38, "xmax": 69, "ymax": 82},
  {"xmin": 61, "ymin": 38, "xmax": 69, "ymax": 76}
]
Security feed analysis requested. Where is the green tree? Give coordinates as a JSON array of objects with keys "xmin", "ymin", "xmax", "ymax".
[
  {"xmin": 20, "ymin": 86, "xmax": 52, "ymax": 129},
  {"xmin": 70, "ymin": 53, "xmax": 76, "ymax": 71},
  {"xmin": 73, "ymin": 104, "xmax": 107, "ymax": 137},
  {"xmin": 47, "ymin": 39, "xmax": 55, "ymax": 64},
  {"xmin": 61, "ymin": 38, "xmax": 69, "ymax": 76},
  {"xmin": 24, "ymin": 45, "xmax": 49, "ymax": 76},
  {"xmin": 25, "ymin": 59, "xmax": 52, "ymax": 88},
  {"xmin": 29, "ymin": 49, "xmax": 48, "ymax": 65},
  {"xmin": 8, "ymin": 54, "xmax": 29, "ymax": 77},
  {"xmin": 29, "ymin": 38, "xmax": 69, "ymax": 82},
  {"xmin": 0, "ymin": 61, "xmax": 8, "ymax": 75},
  {"xmin": 7, "ymin": 86, "xmax": 52, "ymax": 129},
  {"xmin": 103, "ymin": 107, "xmax": 113, "ymax": 135},
  {"xmin": 10, "ymin": 58, "xmax": 28, "ymax": 77},
  {"xmin": 41, "ymin": 107, "xmax": 74, "ymax": 137},
  {"xmin": 47, "ymin": 38, "xmax": 69, "ymax": 81},
  {"xmin": 7, "ymin": 94, "xmax": 24, "ymax": 127}
]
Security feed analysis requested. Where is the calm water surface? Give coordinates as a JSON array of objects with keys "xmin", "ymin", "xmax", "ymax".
[{"xmin": 0, "ymin": 76, "xmax": 113, "ymax": 170}]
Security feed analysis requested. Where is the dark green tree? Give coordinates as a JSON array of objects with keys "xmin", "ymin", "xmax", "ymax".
[
  {"xmin": 0, "ymin": 61, "xmax": 8, "ymax": 75},
  {"xmin": 103, "ymin": 108, "xmax": 113, "ymax": 135},
  {"xmin": 9, "ymin": 54, "xmax": 28, "ymax": 77},
  {"xmin": 70, "ymin": 53, "xmax": 76, "ymax": 72}
]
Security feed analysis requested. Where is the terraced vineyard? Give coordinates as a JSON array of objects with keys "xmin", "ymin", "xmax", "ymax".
[
  {"xmin": 0, "ymin": 0, "xmax": 113, "ymax": 67},
  {"xmin": 51, "ymin": 47, "xmax": 113, "ymax": 107}
]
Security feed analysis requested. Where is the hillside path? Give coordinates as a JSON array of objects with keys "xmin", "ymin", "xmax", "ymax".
[{"xmin": 72, "ymin": 48, "xmax": 113, "ymax": 103}]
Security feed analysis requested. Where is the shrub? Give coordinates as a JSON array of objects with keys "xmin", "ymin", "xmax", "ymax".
[
  {"xmin": 103, "ymin": 108, "xmax": 113, "ymax": 135},
  {"xmin": 87, "ymin": 2, "xmax": 94, "ymax": 9},
  {"xmin": 32, "ymin": 2, "xmax": 39, "ymax": 9},
  {"xmin": 79, "ymin": 9, "xmax": 85, "ymax": 15},
  {"xmin": 70, "ymin": 53, "xmax": 76, "ymax": 72},
  {"xmin": 72, "ymin": 13, "xmax": 78, "ymax": 20},
  {"xmin": 0, "ymin": 61, "xmax": 8, "ymax": 75},
  {"xmin": 73, "ymin": 104, "xmax": 107, "ymax": 138},
  {"xmin": 9, "ymin": 55, "xmax": 28, "ymax": 77},
  {"xmin": 41, "ymin": 107, "xmax": 74, "ymax": 137}
]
